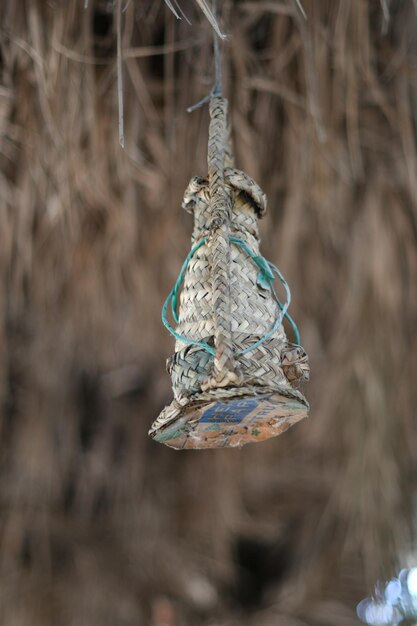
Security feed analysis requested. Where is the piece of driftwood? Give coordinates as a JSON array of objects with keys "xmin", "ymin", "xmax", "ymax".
[{"xmin": 149, "ymin": 96, "xmax": 309, "ymax": 449}]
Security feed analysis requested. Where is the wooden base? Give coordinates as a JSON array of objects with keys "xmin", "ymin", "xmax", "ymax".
[{"xmin": 151, "ymin": 394, "xmax": 308, "ymax": 450}]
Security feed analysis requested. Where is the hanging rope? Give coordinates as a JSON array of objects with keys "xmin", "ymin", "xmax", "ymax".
[
  {"xmin": 212, "ymin": 5, "xmax": 223, "ymax": 97},
  {"xmin": 163, "ymin": 0, "xmax": 302, "ymax": 375},
  {"xmin": 184, "ymin": 1, "xmax": 237, "ymax": 388},
  {"xmin": 187, "ymin": 0, "xmax": 224, "ymax": 110},
  {"xmin": 116, "ymin": 0, "xmax": 125, "ymax": 148},
  {"xmin": 206, "ymin": 97, "xmax": 239, "ymax": 387}
]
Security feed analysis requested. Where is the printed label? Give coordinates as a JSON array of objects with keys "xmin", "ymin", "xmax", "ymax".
[{"xmin": 200, "ymin": 398, "xmax": 275, "ymax": 423}]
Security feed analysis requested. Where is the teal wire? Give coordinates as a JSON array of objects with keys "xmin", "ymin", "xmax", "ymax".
[
  {"xmin": 229, "ymin": 239, "xmax": 291, "ymax": 355},
  {"xmin": 162, "ymin": 237, "xmax": 215, "ymax": 355},
  {"xmin": 229, "ymin": 238, "xmax": 301, "ymax": 345},
  {"xmin": 171, "ymin": 237, "xmax": 207, "ymax": 323},
  {"xmin": 266, "ymin": 260, "xmax": 301, "ymax": 345},
  {"xmin": 161, "ymin": 235, "xmax": 301, "ymax": 356},
  {"xmin": 278, "ymin": 302, "xmax": 301, "ymax": 346}
]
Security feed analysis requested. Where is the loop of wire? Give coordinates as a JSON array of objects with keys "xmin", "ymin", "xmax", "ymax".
[{"xmin": 161, "ymin": 237, "xmax": 301, "ymax": 355}]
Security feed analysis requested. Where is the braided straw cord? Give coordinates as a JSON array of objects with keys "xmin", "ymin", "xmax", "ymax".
[
  {"xmin": 206, "ymin": 96, "xmax": 240, "ymax": 388},
  {"xmin": 224, "ymin": 117, "xmax": 235, "ymax": 169}
]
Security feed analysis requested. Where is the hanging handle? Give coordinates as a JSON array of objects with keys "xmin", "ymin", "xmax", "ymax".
[{"xmin": 203, "ymin": 96, "xmax": 240, "ymax": 389}]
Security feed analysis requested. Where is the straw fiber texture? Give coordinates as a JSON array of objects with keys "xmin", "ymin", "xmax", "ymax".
[
  {"xmin": 150, "ymin": 96, "xmax": 308, "ymax": 439},
  {"xmin": 174, "ymin": 171, "xmax": 305, "ymax": 395},
  {"xmin": 204, "ymin": 97, "xmax": 237, "ymax": 387}
]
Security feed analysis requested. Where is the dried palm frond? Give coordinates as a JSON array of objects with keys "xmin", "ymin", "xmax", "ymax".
[
  {"xmin": 0, "ymin": 1, "xmax": 416, "ymax": 625},
  {"xmin": 164, "ymin": 0, "xmax": 226, "ymax": 38}
]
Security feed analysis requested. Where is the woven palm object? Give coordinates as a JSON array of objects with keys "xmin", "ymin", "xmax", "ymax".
[{"xmin": 149, "ymin": 97, "xmax": 309, "ymax": 449}]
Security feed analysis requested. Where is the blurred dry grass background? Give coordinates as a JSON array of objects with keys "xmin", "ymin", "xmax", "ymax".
[{"xmin": 1, "ymin": 1, "xmax": 417, "ymax": 624}]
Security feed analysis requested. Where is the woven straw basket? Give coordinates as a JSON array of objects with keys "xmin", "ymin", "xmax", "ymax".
[{"xmin": 149, "ymin": 97, "xmax": 309, "ymax": 449}]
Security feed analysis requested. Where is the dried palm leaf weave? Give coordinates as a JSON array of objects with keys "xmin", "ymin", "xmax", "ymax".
[{"xmin": 149, "ymin": 96, "xmax": 309, "ymax": 449}]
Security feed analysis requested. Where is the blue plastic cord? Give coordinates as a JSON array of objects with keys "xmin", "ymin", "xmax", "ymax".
[
  {"xmin": 161, "ymin": 235, "xmax": 301, "ymax": 356},
  {"xmin": 171, "ymin": 237, "xmax": 207, "ymax": 323},
  {"xmin": 277, "ymin": 299, "xmax": 301, "ymax": 346},
  {"xmin": 161, "ymin": 237, "xmax": 216, "ymax": 355},
  {"xmin": 229, "ymin": 238, "xmax": 292, "ymax": 355}
]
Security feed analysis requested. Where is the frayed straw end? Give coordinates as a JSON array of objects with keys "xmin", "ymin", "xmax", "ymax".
[{"xmin": 164, "ymin": 0, "xmax": 227, "ymax": 39}]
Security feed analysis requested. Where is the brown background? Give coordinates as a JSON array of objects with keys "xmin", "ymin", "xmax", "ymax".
[{"xmin": 1, "ymin": 1, "xmax": 416, "ymax": 624}]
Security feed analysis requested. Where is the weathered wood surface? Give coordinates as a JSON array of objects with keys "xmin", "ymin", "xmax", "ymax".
[{"xmin": 151, "ymin": 394, "xmax": 308, "ymax": 449}]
